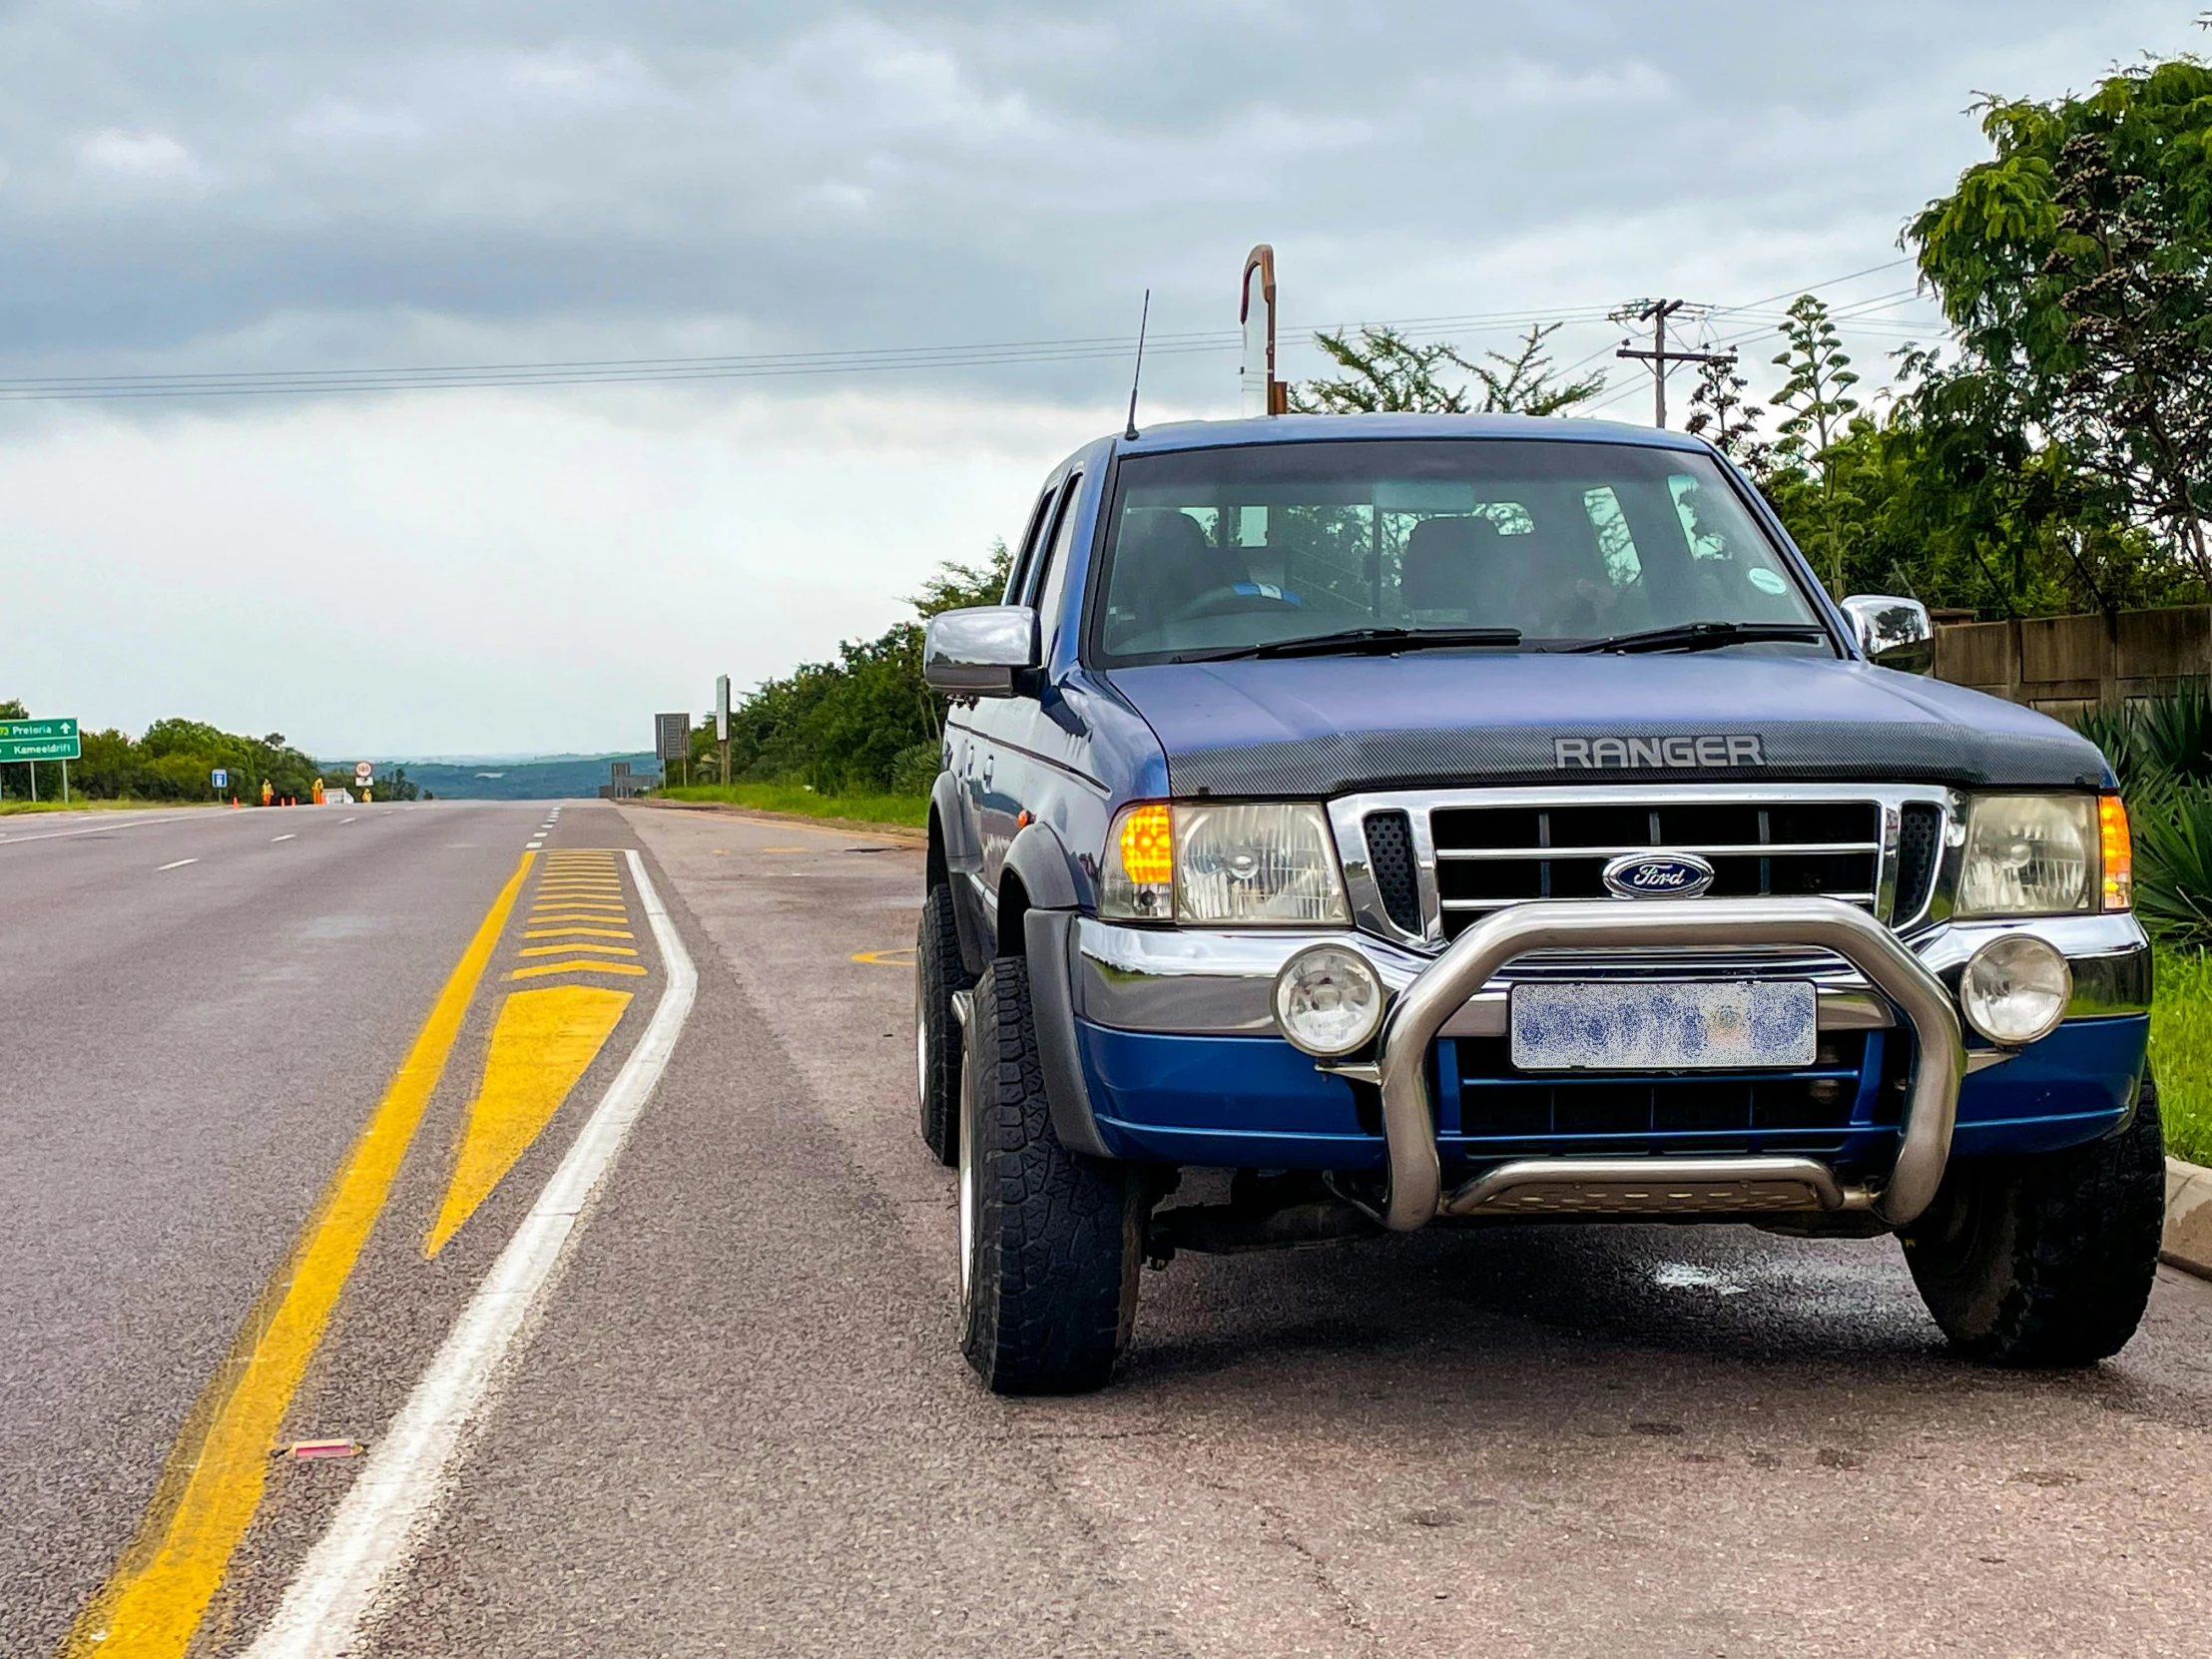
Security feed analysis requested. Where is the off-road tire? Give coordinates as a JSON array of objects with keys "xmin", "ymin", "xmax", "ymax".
[
  {"xmin": 1902, "ymin": 1072, "xmax": 2167, "ymax": 1367},
  {"xmin": 960, "ymin": 954, "xmax": 1142, "ymax": 1394},
  {"xmin": 915, "ymin": 883, "xmax": 972, "ymax": 1166}
]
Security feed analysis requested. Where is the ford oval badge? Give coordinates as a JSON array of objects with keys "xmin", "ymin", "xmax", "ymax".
[{"xmin": 1602, "ymin": 851, "xmax": 1716, "ymax": 899}]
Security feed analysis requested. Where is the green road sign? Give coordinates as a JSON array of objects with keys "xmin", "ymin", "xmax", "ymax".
[{"xmin": 0, "ymin": 718, "xmax": 81, "ymax": 763}]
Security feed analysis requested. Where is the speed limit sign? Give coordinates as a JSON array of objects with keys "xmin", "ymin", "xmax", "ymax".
[{"xmin": 354, "ymin": 761, "xmax": 373, "ymax": 783}]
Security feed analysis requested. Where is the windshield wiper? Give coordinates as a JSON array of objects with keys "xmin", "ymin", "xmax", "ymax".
[
  {"xmin": 1186, "ymin": 626, "xmax": 1523, "ymax": 663},
  {"xmin": 1564, "ymin": 620, "xmax": 1830, "ymax": 656}
]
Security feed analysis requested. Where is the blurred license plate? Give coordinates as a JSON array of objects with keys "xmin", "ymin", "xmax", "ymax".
[{"xmin": 1509, "ymin": 981, "xmax": 1817, "ymax": 1071}]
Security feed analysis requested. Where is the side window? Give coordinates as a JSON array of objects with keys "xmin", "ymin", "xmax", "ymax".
[
  {"xmin": 1024, "ymin": 474, "xmax": 1083, "ymax": 613},
  {"xmin": 1004, "ymin": 484, "xmax": 1059, "ymax": 603}
]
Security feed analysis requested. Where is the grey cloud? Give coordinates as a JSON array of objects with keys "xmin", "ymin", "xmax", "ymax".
[{"xmin": 0, "ymin": 0, "xmax": 2194, "ymax": 408}]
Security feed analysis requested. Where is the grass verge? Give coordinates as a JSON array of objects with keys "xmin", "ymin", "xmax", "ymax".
[
  {"xmin": 656, "ymin": 783, "xmax": 928, "ymax": 830},
  {"xmin": 0, "ymin": 798, "xmax": 215, "ymax": 817},
  {"xmin": 2151, "ymin": 946, "xmax": 2212, "ymax": 1166}
]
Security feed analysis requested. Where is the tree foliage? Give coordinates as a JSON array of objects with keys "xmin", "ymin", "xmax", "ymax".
[
  {"xmin": 1909, "ymin": 54, "xmax": 2212, "ymax": 589},
  {"xmin": 1291, "ymin": 321, "xmax": 1604, "ymax": 415},
  {"xmin": 692, "ymin": 542, "xmax": 1014, "ymax": 797},
  {"xmin": 0, "ymin": 705, "xmax": 382, "ymax": 803}
]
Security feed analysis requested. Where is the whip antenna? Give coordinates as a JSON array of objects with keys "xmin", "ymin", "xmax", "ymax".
[{"xmin": 1123, "ymin": 287, "xmax": 1151, "ymax": 441}]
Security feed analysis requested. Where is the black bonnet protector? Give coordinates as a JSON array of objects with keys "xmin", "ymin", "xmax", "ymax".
[
  {"xmin": 1168, "ymin": 720, "xmax": 2107, "ymax": 798},
  {"xmin": 1107, "ymin": 656, "xmax": 2112, "ymax": 799}
]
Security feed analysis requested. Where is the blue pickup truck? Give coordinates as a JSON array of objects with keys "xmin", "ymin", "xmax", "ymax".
[{"xmin": 918, "ymin": 412, "xmax": 2163, "ymax": 1394}]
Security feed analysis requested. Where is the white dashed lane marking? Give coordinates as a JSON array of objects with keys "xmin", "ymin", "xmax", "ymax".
[{"xmin": 158, "ymin": 858, "xmax": 198, "ymax": 871}]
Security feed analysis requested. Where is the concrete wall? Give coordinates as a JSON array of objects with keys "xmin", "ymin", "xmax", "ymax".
[{"xmin": 1935, "ymin": 607, "xmax": 2212, "ymax": 718}]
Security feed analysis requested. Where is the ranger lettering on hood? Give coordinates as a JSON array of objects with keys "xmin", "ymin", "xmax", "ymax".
[{"xmin": 1554, "ymin": 735, "xmax": 1766, "ymax": 769}]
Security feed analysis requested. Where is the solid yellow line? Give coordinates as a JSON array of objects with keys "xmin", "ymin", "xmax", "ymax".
[
  {"xmin": 517, "ymin": 941, "xmax": 637, "ymax": 957},
  {"xmin": 522, "ymin": 926, "xmax": 634, "ymax": 940},
  {"xmin": 851, "ymin": 947, "xmax": 918, "ymax": 966},
  {"xmin": 63, "ymin": 850, "xmax": 534, "ymax": 1659},
  {"xmin": 506, "ymin": 959, "xmax": 648, "ymax": 979}
]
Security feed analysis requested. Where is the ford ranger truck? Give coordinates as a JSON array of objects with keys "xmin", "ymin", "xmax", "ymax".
[{"xmin": 916, "ymin": 413, "xmax": 2162, "ymax": 1395}]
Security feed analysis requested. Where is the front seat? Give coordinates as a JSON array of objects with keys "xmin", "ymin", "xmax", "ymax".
[
  {"xmin": 1399, "ymin": 515, "xmax": 1507, "ymax": 624},
  {"xmin": 1118, "ymin": 510, "xmax": 1244, "ymax": 635}
]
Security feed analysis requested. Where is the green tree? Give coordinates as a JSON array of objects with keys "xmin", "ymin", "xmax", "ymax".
[
  {"xmin": 1769, "ymin": 294, "xmax": 1862, "ymax": 592},
  {"xmin": 0, "ymin": 699, "xmax": 25, "ymax": 720},
  {"xmin": 1291, "ymin": 324, "xmax": 1477, "ymax": 413},
  {"xmin": 908, "ymin": 539, "xmax": 1012, "ymax": 616},
  {"xmin": 1465, "ymin": 323, "xmax": 1609, "ymax": 416},
  {"xmin": 1291, "ymin": 321, "xmax": 1604, "ymax": 415},
  {"xmin": 1684, "ymin": 353, "xmax": 1770, "ymax": 472},
  {"xmin": 1909, "ymin": 52, "xmax": 2212, "ymax": 587},
  {"xmin": 694, "ymin": 544, "xmax": 1020, "ymax": 799}
]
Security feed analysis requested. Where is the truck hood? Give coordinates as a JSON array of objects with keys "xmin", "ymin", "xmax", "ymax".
[{"xmin": 1102, "ymin": 653, "xmax": 2110, "ymax": 797}]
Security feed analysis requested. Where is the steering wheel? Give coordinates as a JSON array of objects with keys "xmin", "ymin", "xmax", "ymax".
[{"xmin": 1161, "ymin": 585, "xmax": 1304, "ymax": 625}]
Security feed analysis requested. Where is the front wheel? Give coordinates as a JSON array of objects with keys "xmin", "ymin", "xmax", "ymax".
[
  {"xmin": 959, "ymin": 954, "xmax": 1142, "ymax": 1394},
  {"xmin": 1901, "ymin": 1071, "xmax": 2167, "ymax": 1367}
]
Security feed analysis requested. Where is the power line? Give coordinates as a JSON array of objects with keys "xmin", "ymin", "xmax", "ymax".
[{"xmin": 0, "ymin": 255, "xmax": 1943, "ymax": 403}]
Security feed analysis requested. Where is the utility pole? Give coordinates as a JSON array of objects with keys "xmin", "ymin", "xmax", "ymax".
[{"xmin": 1612, "ymin": 299, "xmax": 1734, "ymax": 429}]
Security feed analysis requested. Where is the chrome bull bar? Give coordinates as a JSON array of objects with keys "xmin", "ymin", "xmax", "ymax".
[{"xmin": 1332, "ymin": 897, "xmax": 1964, "ymax": 1233}]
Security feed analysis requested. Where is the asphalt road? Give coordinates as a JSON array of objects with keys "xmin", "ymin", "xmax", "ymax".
[{"xmin": 8, "ymin": 799, "xmax": 2212, "ymax": 1658}]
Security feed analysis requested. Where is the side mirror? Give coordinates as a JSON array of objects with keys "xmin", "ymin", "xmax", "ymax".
[
  {"xmin": 1840, "ymin": 595, "xmax": 1936, "ymax": 676},
  {"xmin": 923, "ymin": 606, "xmax": 1039, "ymax": 698}
]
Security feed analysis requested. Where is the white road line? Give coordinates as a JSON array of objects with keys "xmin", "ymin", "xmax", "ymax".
[
  {"xmin": 341, "ymin": 817, "xmax": 356, "ymax": 824},
  {"xmin": 272, "ymin": 833, "xmax": 296, "ymax": 842},
  {"xmin": 157, "ymin": 858, "xmax": 199, "ymax": 870},
  {"xmin": 241, "ymin": 848, "xmax": 697, "ymax": 1659},
  {"xmin": 0, "ymin": 814, "xmax": 201, "ymax": 846}
]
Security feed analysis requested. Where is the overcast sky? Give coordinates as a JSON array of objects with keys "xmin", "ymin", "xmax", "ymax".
[{"xmin": 0, "ymin": 0, "xmax": 2199, "ymax": 757}]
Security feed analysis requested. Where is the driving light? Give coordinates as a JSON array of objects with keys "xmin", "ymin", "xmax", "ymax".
[
  {"xmin": 1956, "ymin": 795, "xmax": 2095, "ymax": 917},
  {"xmin": 1959, "ymin": 933, "xmax": 2071, "ymax": 1047},
  {"xmin": 1101, "ymin": 801, "xmax": 1352, "ymax": 925},
  {"xmin": 1273, "ymin": 943, "xmax": 1385, "ymax": 1056}
]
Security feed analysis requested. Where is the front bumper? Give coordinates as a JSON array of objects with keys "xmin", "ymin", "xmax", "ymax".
[{"xmin": 1064, "ymin": 907, "xmax": 2150, "ymax": 1232}]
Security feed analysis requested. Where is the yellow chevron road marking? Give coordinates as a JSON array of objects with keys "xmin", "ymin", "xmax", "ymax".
[
  {"xmin": 506, "ymin": 959, "xmax": 647, "ymax": 980},
  {"xmin": 423, "ymin": 985, "xmax": 633, "ymax": 1258},
  {"xmin": 517, "ymin": 942, "xmax": 638, "ymax": 957},
  {"xmin": 522, "ymin": 926, "xmax": 635, "ymax": 940},
  {"xmin": 61, "ymin": 851, "xmax": 534, "ymax": 1659}
]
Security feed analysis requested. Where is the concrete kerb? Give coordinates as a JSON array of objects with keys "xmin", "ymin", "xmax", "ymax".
[{"xmin": 2166, "ymin": 1157, "xmax": 2212, "ymax": 1281}]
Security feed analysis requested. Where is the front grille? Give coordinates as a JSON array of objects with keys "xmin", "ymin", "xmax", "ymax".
[{"xmin": 1428, "ymin": 800, "xmax": 1881, "ymax": 939}]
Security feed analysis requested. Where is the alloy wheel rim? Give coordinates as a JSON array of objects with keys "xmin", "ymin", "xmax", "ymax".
[{"xmin": 913, "ymin": 970, "xmax": 928, "ymax": 1109}]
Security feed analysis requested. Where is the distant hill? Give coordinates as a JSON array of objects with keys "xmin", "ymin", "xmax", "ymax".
[{"xmin": 376, "ymin": 753, "xmax": 663, "ymax": 801}]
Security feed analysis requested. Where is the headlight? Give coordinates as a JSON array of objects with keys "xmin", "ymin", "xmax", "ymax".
[
  {"xmin": 1273, "ymin": 943, "xmax": 1385, "ymax": 1055},
  {"xmin": 1100, "ymin": 801, "xmax": 1351, "ymax": 925},
  {"xmin": 1959, "ymin": 933, "xmax": 2071, "ymax": 1046},
  {"xmin": 1955, "ymin": 795, "xmax": 2097, "ymax": 917}
]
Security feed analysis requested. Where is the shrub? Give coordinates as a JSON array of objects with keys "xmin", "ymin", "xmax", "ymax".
[{"xmin": 2133, "ymin": 784, "xmax": 2212, "ymax": 948}]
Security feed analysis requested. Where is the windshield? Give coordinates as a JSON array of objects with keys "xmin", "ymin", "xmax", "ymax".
[{"xmin": 1089, "ymin": 438, "xmax": 1830, "ymax": 664}]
